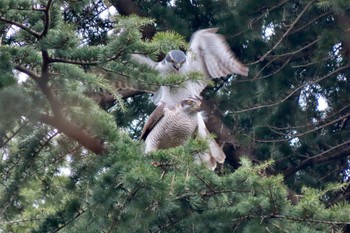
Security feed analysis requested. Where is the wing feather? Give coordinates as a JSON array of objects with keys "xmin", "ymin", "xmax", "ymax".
[
  {"xmin": 140, "ymin": 102, "xmax": 166, "ymax": 140},
  {"xmin": 131, "ymin": 54, "xmax": 158, "ymax": 69},
  {"xmin": 196, "ymin": 113, "xmax": 226, "ymax": 169},
  {"xmin": 186, "ymin": 28, "xmax": 249, "ymax": 79}
]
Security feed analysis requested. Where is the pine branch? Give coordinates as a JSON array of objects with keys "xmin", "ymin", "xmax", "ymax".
[
  {"xmin": 0, "ymin": 121, "xmax": 29, "ymax": 148},
  {"xmin": 48, "ymin": 53, "xmax": 123, "ymax": 66},
  {"xmin": 0, "ymin": 217, "xmax": 44, "ymax": 225},
  {"xmin": 14, "ymin": 65, "xmax": 40, "ymax": 81},
  {"xmin": 271, "ymin": 214, "xmax": 350, "ymax": 225},
  {"xmin": 40, "ymin": 0, "xmax": 53, "ymax": 38},
  {"xmin": 0, "ymin": 16, "xmax": 41, "ymax": 38},
  {"xmin": 39, "ymin": 114, "xmax": 105, "ymax": 154},
  {"xmin": 231, "ymin": 214, "xmax": 350, "ymax": 225},
  {"xmin": 49, "ymin": 145, "xmax": 83, "ymax": 165},
  {"xmin": 151, "ymin": 217, "xmax": 182, "ymax": 233},
  {"xmin": 52, "ymin": 209, "xmax": 87, "ymax": 233}
]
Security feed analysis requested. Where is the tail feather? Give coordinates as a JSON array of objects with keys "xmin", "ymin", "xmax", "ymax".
[
  {"xmin": 196, "ymin": 113, "xmax": 226, "ymax": 169},
  {"xmin": 194, "ymin": 152, "xmax": 217, "ymax": 170}
]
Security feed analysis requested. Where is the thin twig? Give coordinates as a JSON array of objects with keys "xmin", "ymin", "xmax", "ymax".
[
  {"xmin": 232, "ymin": 64, "xmax": 349, "ymax": 113},
  {"xmin": 251, "ymin": 0, "xmax": 316, "ymax": 64}
]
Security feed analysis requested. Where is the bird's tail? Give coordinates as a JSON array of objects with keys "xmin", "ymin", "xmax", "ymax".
[{"xmin": 194, "ymin": 112, "xmax": 226, "ymax": 170}]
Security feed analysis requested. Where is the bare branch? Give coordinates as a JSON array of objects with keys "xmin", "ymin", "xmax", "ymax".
[
  {"xmin": 252, "ymin": 0, "xmax": 316, "ymax": 64},
  {"xmin": 290, "ymin": 11, "xmax": 332, "ymax": 35},
  {"xmin": 233, "ymin": 64, "xmax": 350, "ymax": 113},
  {"xmin": 255, "ymin": 104, "xmax": 350, "ymax": 131},
  {"xmin": 254, "ymin": 112, "xmax": 350, "ymax": 143},
  {"xmin": 284, "ymin": 140, "xmax": 350, "ymax": 177},
  {"xmin": 266, "ymin": 38, "xmax": 320, "ymax": 59}
]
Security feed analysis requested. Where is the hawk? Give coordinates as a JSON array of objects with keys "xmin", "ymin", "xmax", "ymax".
[
  {"xmin": 132, "ymin": 27, "xmax": 249, "ymax": 106},
  {"xmin": 141, "ymin": 98, "xmax": 225, "ymax": 170},
  {"xmin": 136, "ymin": 28, "xmax": 248, "ymax": 169}
]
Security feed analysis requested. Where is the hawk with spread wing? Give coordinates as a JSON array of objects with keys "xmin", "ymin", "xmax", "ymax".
[
  {"xmin": 136, "ymin": 28, "xmax": 248, "ymax": 169},
  {"xmin": 132, "ymin": 28, "xmax": 249, "ymax": 106}
]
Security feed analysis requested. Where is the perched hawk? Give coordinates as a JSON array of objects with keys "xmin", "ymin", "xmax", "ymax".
[
  {"xmin": 132, "ymin": 28, "xmax": 249, "ymax": 106},
  {"xmin": 141, "ymin": 98, "xmax": 225, "ymax": 170},
  {"xmin": 136, "ymin": 28, "xmax": 248, "ymax": 169}
]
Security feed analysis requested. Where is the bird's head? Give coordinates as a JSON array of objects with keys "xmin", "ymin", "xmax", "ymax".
[
  {"xmin": 180, "ymin": 97, "xmax": 201, "ymax": 114},
  {"xmin": 165, "ymin": 50, "xmax": 186, "ymax": 72}
]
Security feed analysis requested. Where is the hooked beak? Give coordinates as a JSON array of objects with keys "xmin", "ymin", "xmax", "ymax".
[{"xmin": 172, "ymin": 63, "xmax": 182, "ymax": 71}]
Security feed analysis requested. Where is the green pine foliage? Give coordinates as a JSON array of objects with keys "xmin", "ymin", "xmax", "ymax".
[{"xmin": 0, "ymin": 0, "xmax": 350, "ymax": 232}]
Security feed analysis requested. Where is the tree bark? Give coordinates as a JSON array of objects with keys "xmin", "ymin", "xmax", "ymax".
[{"xmin": 40, "ymin": 115, "xmax": 105, "ymax": 154}]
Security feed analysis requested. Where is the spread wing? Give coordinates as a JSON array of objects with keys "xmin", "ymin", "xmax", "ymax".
[
  {"xmin": 131, "ymin": 54, "xmax": 158, "ymax": 69},
  {"xmin": 140, "ymin": 102, "xmax": 166, "ymax": 140},
  {"xmin": 183, "ymin": 28, "xmax": 249, "ymax": 78}
]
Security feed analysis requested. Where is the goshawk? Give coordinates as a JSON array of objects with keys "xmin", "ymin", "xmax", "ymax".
[
  {"xmin": 141, "ymin": 98, "xmax": 225, "ymax": 170},
  {"xmin": 132, "ymin": 28, "xmax": 249, "ymax": 106},
  {"xmin": 136, "ymin": 28, "xmax": 248, "ymax": 169}
]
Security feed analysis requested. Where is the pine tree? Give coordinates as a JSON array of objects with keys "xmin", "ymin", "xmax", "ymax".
[{"xmin": 0, "ymin": 0, "xmax": 350, "ymax": 232}]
